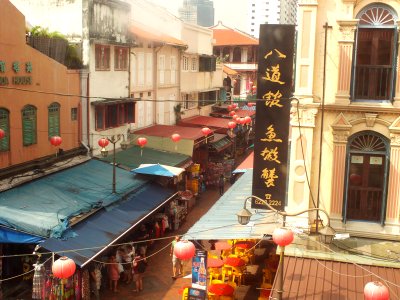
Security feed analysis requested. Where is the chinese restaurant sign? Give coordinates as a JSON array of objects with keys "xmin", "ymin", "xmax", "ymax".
[
  {"xmin": 0, "ymin": 60, "xmax": 33, "ymax": 86},
  {"xmin": 251, "ymin": 24, "xmax": 295, "ymax": 211}
]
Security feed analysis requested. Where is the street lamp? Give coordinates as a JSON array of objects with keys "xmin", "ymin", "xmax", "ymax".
[
  {"xmin": 236, "ymin": 195, "xmax": 336, "ymax": 300},
  {"xmin": 99, "ymin": 134, "xmax": 127, "ymax": 194}
]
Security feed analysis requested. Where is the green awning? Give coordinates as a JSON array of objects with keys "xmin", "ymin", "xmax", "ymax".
[
  {"xmin": 209, "ymin": 134, "xmax": 232, "ymax": 152},
  {"xmin": 99, "ymin": 145, "xmax": 192, "ymax": 170}
]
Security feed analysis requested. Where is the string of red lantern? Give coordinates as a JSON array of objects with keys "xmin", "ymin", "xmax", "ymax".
[
  {"xmin": 201, "ymin": 127, "xmax": 212, "ymax": 144},
  {"xmin": 173, "ymin": 240, "xmax": 196, "ymax": 260},
  {"xmin": 52, "ymin": 256, "xmax": 76, "ymax": 279},
  {"xmin": 364, "ymin": 281, "xmax": 389, "ymax": 300},
  {"xmin": 171, "ymin": 133, "xmax": 181, "ymax": 150},
  {"xmin": 98, "ymin": 137, "xmax": 109, "ymax": 148},
  {"xmin": 50, "ymin": 136, "xmax": 62, "ymax": 147},
  {"xmin": 137, "ymin": 137, "xmax": 148, "ymax": 156}
]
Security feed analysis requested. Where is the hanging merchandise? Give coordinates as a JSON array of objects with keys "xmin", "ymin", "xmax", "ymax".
[{"xmin": 32, "ymin": 262, "xmax": 45, "ymax": 299}]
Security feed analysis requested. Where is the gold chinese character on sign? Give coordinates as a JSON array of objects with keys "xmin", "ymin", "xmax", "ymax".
[
  {"xmin": 260, "ymin": 147, "xmax": 281, "ymax": 164},
  {"xmin": 263, "ymin": 65, "xmax": 284, "ymax": 84},
  {"xmin": 261, "ymin": 125, "xmax": 282, "ymax": 143},
  {"xmin": 261, "ymin": 168, "xmax": 278, "ymax": 187},
  {"xmin": 262, "ymin": 90, "xmax": 283, "ymax": 107},
  {"xmin": 264, "ymin": 49, "xmax": 287, "ymax": 60},
  {"xmin": 262, "ymin": 49, "xmax": 287, "ymax": 85}
]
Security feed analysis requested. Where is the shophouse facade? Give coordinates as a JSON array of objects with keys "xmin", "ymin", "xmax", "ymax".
[
  {"xmin": 0, "ymin": 0, "xmax": 81, "ymax": 175},
  {"xmin": 211, "ymin": 21, "xmax": 259, "ymax": 101},
  {"xmin": 10, "ymin": 0, "xmax": 136, "ymax": 154},
  {"xmin": 291, "ymin": 0, "xmax": 400, "ymax": 239}
]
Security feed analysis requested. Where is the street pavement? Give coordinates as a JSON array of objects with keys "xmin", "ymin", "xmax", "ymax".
[{"xmin": 99, "ymin": 182, "xmax": 234, "ymax": 300}]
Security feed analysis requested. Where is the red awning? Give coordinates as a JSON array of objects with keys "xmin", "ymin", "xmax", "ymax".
[
  {"xmin": 178, "ymin": 116, "xmax": 232, "ymax": 130},
  {"xmin": 132, "ymin": 124, "xmax": 206, "ymax": 140}
]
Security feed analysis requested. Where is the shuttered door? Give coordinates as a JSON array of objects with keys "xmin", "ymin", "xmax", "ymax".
[
  {"xmin": 48, "ymin": 103, "xmax": 60, "ymax": 137},
  {"xmin": 0, "ymin": 109, "xmax": 9, "ymax": 151},
  {"xmin": 22, "ymin": 106, "xmax": 37, "ymax": 146}
]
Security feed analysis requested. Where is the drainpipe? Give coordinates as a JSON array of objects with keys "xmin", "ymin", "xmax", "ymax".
[{"xmin": 316, "ymin": 22, "xmax": 332, "ymax": 233}]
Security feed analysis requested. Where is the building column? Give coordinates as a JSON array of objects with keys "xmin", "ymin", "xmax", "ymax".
[
  {"xmin": 393, "ymin": 21, "xmax": 400, "ymax": 107},
  {"xmin": 387, "ymin": 119, "xmax": 400, "ymax": 224},
  {"xmin": 287, "ymin": 101, "xmax": 318, "ymax": 227},
  {"xmin": 330, "ymin": 117, "xmax": 351, "ymax": 218},
  {"xmin": 336, "ymin": 20, "xmax": 357, "ymax": 105}
]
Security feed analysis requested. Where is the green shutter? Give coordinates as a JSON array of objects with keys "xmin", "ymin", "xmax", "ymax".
[
  {"xmin": 22, "ymin": 106, "xmax": 37, "ymax": 146},
  {"xmin": 48, "ymin": 103, "xmax": 60, "ymax": 137}
]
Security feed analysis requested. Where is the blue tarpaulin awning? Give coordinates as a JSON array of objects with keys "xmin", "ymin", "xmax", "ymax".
[
  {"xmin": 40, "ymin": 182, "xmax": 176, "ymax": 267},
  {"xmin": 184, "ymin": 170, "xmax": 279, "ymax": 240},
  {"xmin": 0, "ymin": 226, "xmax": 45, "ymax": 244},
  {"xmin": 131, "ymin": 164, "xmax": 185, "ymax": 177}
]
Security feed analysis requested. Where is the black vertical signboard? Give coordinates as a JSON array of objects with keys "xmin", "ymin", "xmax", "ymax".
[{"xmin": 252, "ymin": 24, "xmax": 295, "ymax": 211}]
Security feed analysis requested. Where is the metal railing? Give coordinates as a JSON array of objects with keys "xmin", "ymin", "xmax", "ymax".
[{"xmin": 354, "ymin": 65, "xmax": 392, "ymax": 100}]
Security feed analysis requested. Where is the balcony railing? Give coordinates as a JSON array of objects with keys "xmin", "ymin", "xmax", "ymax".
[{"xmin": 354, "ymin": 65, "xmax": 392, "ymax": 100}]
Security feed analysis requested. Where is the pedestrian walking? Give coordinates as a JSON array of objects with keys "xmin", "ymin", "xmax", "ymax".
[
  {"xmin": 132, "ymin": 254, "xmax": 146, "ymax": 292},
  {"xmin": 218, "ymin": 174, "xmax": 225, "ymax": 195},
  {"xmin": 89, "ymin": 262, "xmax": 101, "ymax": 300},
  {"xmin": 107, "ymin": 255, "xmax": 120, "ymax": 293},
  {"xmin": 170, "ymin": 236, "xmax": 182, "ymax": 279}
]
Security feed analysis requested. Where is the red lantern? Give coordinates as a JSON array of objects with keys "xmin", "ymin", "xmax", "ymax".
[
  {"xmin": 272, "ymin": 228, "xmax": 294, "ymax": 247},
  {"xmin": 173, "ymin": 240, "xmax": 196, "ymax": 260},
  {"xmin": 232, "ymin": 114, "xmax": 238, "ymax": 120},
  {"xmin": 98, "ymin": 137, "xmax": 109, "ymax": 148},
  {"xmin": 137, "ymin": 137, "xmax": 147, "ymax": 148},
  {"xmin": 0, "ymin": 129, "xmax": 5, "ymax": 139},
  {"xmin": 228, "ymin": 121, "xmax": 236, "ymax": 129},
  {"xmin": 201, "ymin": 127, "xmax": 212, "ymax": 136},
  {"xmin": 232, "ymin": 103, "xmax": 238, "ymax": 109},
  {"xmin": 244, "ymin": 116, "xmax": 252, "ymax": 124},
  {"xmin": 229, "ymin": 111, "xmax": 236, "ymax": 117},
  {"xmin": 171, "ymin": 133, "xmax": 181, "ymax": 143},
  {"xmin": 227, "ymin": 105, "xmax": 233, "ymax": 111},
  {"xmin": 50, "ymin": 136, "xmax": 62, "ymax": 147},
  {"xmin": 52, "ymin": 256, "xmax": 76, "ymax": 279},
  {"xmin": 364, "ymin": 281, "xmax": 389, "ymax": 300},
  {"xmin": 239, "ymin": 118, "xmax": 246, "ymax": 125}
]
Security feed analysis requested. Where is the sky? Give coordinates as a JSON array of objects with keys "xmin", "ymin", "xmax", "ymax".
[{"xmin": 147, "ymin": 0, "xmax": 248, "ymax": 32}]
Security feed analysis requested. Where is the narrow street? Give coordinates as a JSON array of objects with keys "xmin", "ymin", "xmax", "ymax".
[{"xmin": 99, "ymin": 183, "xmax": 231, "ymax": 300}]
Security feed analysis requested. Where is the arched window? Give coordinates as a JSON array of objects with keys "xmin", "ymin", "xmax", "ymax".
[
  {"xmin": 48, "ymin": 102, "xmax": 60, "ymax": 138},
  {"xmin": 352, "ymin": 4, "xmax": 398, "ymax": 102},
  {"xmin": 22, "ymin": 105, "xmax": 37, "ymax": 146},
  {"xmin": 344, "ymin": 131, "xmax": 389, "ymax": 224},
  {"xmin": 0, "ymin": 108, "xmax": 10, "ymax": 151}
]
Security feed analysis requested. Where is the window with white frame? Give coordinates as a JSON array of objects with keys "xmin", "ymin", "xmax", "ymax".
[
  {"xmin": 138, "ymin": 52, "xmax": 145, "ymax": 86},
  {"xmin": 146, "ymin": 53, "xmax": 153, "ymax": 85},
  {"xmin": 191, "ymin": 57, "xmax": 197, "ymax": 71},
  {"xmin": 171, "ymin": 56, "xmax": 176, "ymax": 84},
  {"xmin": 182, "ymin": 56, "xmax": 189, "ymax": 71},
  {"xmin": 159, "ymin": 55, "xmax": 165, "ymax": 85}
]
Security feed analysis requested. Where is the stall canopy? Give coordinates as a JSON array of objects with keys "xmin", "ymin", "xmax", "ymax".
[
  {"xmin": 98, "ymin": 145, "xmax": 192, "ymax": 170},
  {"xmin": 41, "ymin": 182, "xmax": 175, "ymax": 267},
  {"xmin": 132, "ymin": 125, "xmax": 208, "ymax": 156},
  {"xmin": 0, "ymin": 160, "xmax": 146, "ymax": 240},
  {"xmin": 209, "ymin": 133, "xmax": 233, "ymax": 152},
  {"xmin": 0, "ymin": 226, "xmax": 44, "ymax": 244},
  {"xmin": 131, "ymin": 164, "xmax": 185, "ymax": 177},
  {"xmin": 183, "ymin": 170, "xmax": 280, "ymax": 240},
  {"xmin": 178, "ymin": 116, "xmax": 232, "ymax": 133}
]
